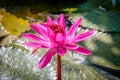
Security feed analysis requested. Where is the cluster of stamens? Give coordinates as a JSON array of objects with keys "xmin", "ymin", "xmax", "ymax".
[{"xmin": 50, "ymin": 24, "xmax": 64, "ymax": 33}]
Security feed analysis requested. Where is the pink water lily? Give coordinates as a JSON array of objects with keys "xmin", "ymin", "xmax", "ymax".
[{"xmin": 22, "ymin": 14, "xmax": 95, "ymax": 69}]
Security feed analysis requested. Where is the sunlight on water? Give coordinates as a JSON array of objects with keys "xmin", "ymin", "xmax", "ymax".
[
  {"xmin": 0, "ymin": 43, "xmax": 56, "ymax": 80},
  {"xmin": 0, "ymin": 38, "xmax": 119, "ymax": 80}
]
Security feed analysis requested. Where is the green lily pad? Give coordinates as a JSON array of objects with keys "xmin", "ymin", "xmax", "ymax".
[
  {"xmin": 68, "ymin": 10, "xmax": 120, "ymax": 31},
  {"xmin": 66, "ymin": 8, "xmax": 120, "ymax": 70},
  {"xmin": 75, "ymin": 27, "xmax": 120, "ymax": 70}
]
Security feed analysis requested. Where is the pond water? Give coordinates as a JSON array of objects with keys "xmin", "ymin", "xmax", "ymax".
[{"xmin": 0, "ymin": 38, "xmax": 119, "ymax": 80}]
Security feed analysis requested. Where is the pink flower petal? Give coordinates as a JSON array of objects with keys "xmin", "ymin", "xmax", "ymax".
[
  {"xmin": 30, "ymin": 24, "xmax": 48, "ymax": 40},
  {"xmin": 22, "ymin": 33, "xmax": 44, "ymax": 41},
  {"xmin": 67, "ymin": 18, "xmax": 82, "ymax": 39},
  {"xmin": 64, "ymin": 44, "xmax": 78, "ymax": 49},
  {"xmin": 38, "ymin": 48, "xmax": 57, "ymax": 68},
  {"xmin": 55, "ymin": 33, "xmax": 64, "ymax": 43},
  {"xmin": 38, "ymin": 23, "xmax": 48, "ymax": 32},
  {"xmin": 32, "ymin": 48, "xmax": 39, "ymax": 54},
  {"xmin": 72, "ymin": 46, "xmax": 92, "ymax": 55},
  {"xmin": 47, "ymin": 16, "xmax": 53, "ymax": 25},
  {"xmin": 69, "ymin": 29, "xmax": 95, "ymax": 43},
  {"xmin": 23, "ymin": 42, "xmax": 50, "ymax": 48},
  {"xmin": 57, "ymin": 47, "xmax": 67, "ymax": 56},
  {"xmin": 47, "ymin": 27, "xmax": 55, "ymax": 43},
  {"xmin": 59, "ymin": 14, "xmax": 66, "ymax": 29}
]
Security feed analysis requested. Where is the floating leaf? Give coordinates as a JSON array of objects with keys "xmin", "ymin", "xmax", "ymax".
[
  {"xmin": 68, "ymin": 10, "xmax": 120, "ymax": 31},
  {"xmin": 66, "ymin": 10, "xmax": 120, "ymax": 70},
  {"xmin": 0, "ymin": 35, "xmax": 17, "ymax": 46},
  {"xmin": 76, "ymin": 27, "xmax": 120, "ymax": 70},
  {"xmin": 0, "ymin": 8, "xmax": 30, "ymax": 36},
  {"xmin": 0, "ymin": 22, "xmax": 9, "ymax": 37}
]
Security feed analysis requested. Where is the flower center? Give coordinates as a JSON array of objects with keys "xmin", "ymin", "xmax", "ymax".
[{"xmin": 50, "ymin": 24, "xmax": 64, "ymax": 33}]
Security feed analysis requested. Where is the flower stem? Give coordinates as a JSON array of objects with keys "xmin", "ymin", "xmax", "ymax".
[{"xmin": 57, "ymin": 54, "xmax": 62, "ymax": 80}]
